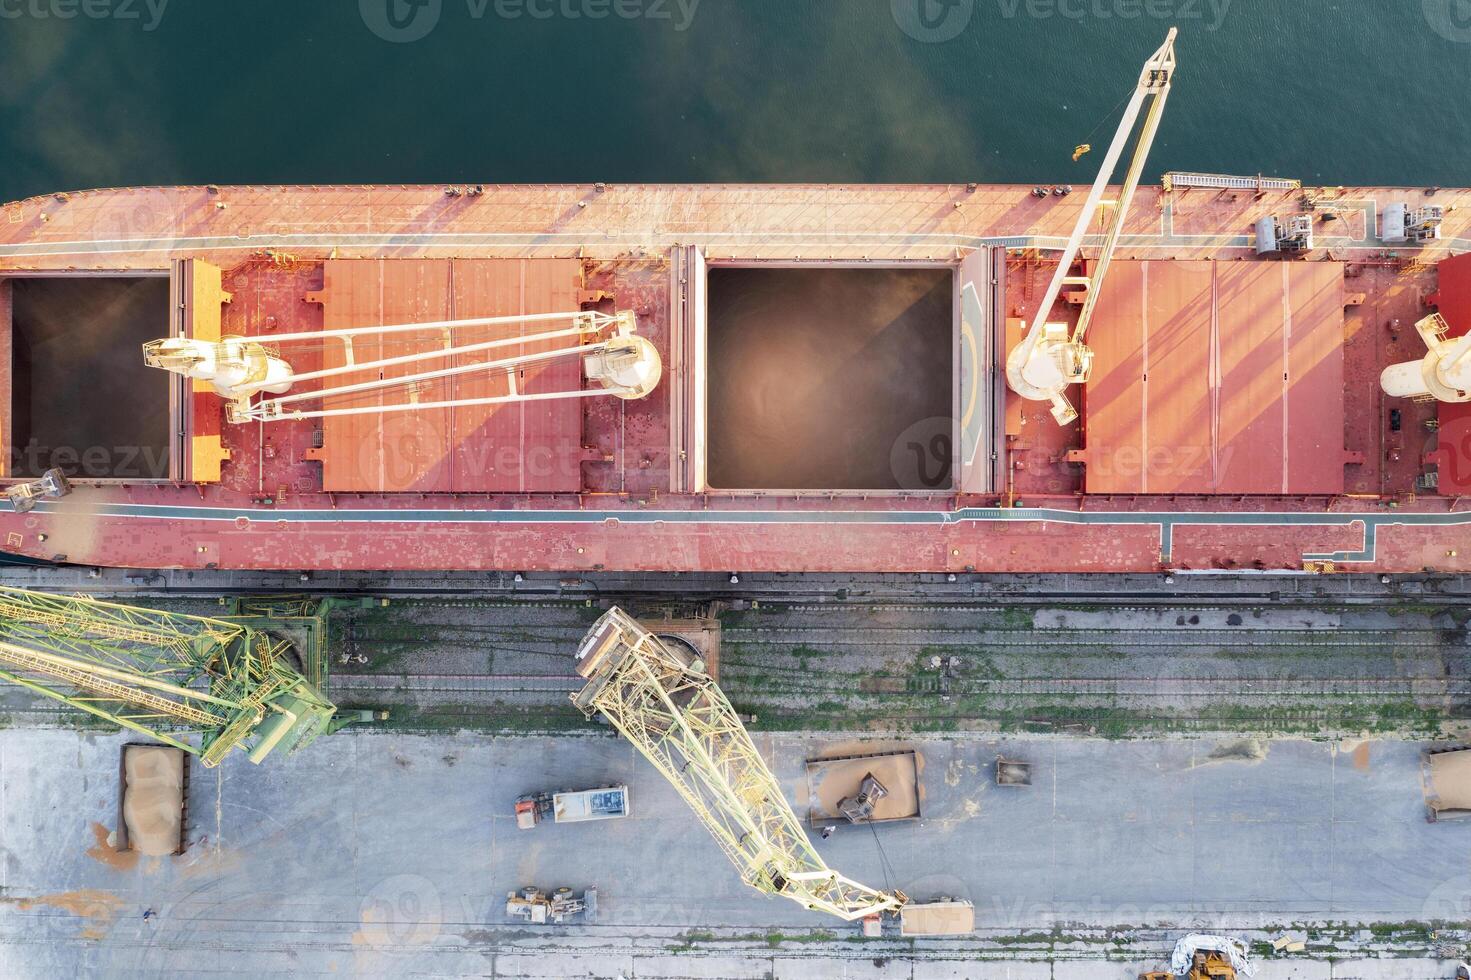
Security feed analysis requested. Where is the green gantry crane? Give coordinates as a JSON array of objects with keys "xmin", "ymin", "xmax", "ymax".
[{"xmin": 0, "ymin": 586, "xmax": 340, "ymax": 767}]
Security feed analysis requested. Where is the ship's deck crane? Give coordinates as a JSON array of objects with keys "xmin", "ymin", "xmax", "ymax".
[
  {"xmin": 143, "ymin": 309, "xmax": 661, "ymax": 424},
  {"xmin": 1380, "ymin": 312, "xmax": 1471, "ymax": 403},
  {"xmin": 571, "ymin": 607, "xmax": 906, "ymax": 922},
  {"xmin": 1006, "ymin": 28, "xmax": 1178, "ymax": 425},
  {"xmin": 0, "ymin": 587, "xmax": 338, "ymax": 767}
]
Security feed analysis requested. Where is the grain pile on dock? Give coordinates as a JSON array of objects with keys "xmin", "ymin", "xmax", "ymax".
[{"xmin": 122, "ymin": 746, "xmax": 184, "ymax": 856}]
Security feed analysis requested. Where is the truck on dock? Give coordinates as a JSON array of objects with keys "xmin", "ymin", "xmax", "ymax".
[
  {"xmin": 515, "ymin": 786, "xmax": 630, "ymax": 829},
  {"xmin": 805, "ymin": 749, "xmax": 921, "ymax": 828},
  {"xmin": 898, "ymin": 899, "xmax": 976, "ymax": 937},
  {"xmin": 505, "ymin": 886, "xmax": 598, "ymax": 924}
]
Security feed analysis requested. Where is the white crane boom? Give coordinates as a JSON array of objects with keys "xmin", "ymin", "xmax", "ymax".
[
  {"xmin": 143, "ymin": 309, "xmax": 661, "ymax": 424},
  {"xmin": 1006, "ymin": 28, "xmax": 1178, "ymax": 426}
]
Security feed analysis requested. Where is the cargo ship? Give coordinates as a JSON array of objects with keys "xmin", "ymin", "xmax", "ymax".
[{"xmin": 4, "ymin": 35, "xmax": 1471, "ymax": 575}]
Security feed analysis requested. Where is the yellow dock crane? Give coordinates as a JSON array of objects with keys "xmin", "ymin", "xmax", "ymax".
[
  {"xmin": 1006, "ymin": 28, "xmax": 1178, "ymax": 425},
  {"xmin": 571, "ymin": 607, "xmax": 906, "ymax": 921},
  {"xmin": 0, "ymin": 587, "xmax": 348, "ymax": 766}
]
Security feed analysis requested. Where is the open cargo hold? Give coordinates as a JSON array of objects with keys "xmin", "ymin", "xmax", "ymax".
[
  {"xmin": 3, "ymin": 276, "xmax": 171, "ymax": 479},
  {"xmin": 705, "ymin": 267, "xmax": 955, "ymax": 491}
]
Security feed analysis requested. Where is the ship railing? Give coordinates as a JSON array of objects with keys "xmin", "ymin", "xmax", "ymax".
[{"xmin": 1162, "ymin": 172, "xmax": 1302, "ymax": 192}]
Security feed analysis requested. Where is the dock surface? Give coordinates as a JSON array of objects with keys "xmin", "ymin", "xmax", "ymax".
[{"xmin": 0, "ymin": 728, "xmax": 1464, "ymax": 976}]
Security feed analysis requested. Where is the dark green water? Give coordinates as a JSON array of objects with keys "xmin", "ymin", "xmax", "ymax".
[{"xmin": 1, "ymin": 0, "xmax": 1469, "ymax": 203}]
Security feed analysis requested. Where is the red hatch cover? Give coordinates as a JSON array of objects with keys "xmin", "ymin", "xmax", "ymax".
[
  {"xmin": 305, "ymin": 258, "xmax": 585, "ymax": 493},
  {"xmin": 1078, "ymin": 260, "xmax": 1345, "ymax": 495}
]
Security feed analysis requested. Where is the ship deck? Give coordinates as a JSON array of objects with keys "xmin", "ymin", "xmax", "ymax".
[{"xmin": 2, "ymin": 181, "xmax": 1470, "ymax": 573}]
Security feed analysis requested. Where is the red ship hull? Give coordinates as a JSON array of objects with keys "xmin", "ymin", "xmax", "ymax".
[{"xmin": 2, "ymin": 182, "xmax": 1468, "ymax": 572}]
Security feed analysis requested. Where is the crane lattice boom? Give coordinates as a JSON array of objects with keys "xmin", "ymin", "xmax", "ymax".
[
  {"xmin": 0, "ymin": 588, "xmax": 336, "ymax": 766},
  {"xmin": 571, "ymin": 607, "xmax": 906, "ymax": 921}
]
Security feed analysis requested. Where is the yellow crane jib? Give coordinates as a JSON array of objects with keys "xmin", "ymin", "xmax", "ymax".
[{"xmin": 571, "ymin": 607, "xmax": 906, "ymax": 921}]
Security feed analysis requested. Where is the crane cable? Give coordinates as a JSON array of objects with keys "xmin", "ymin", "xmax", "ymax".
[
  {"xmin": 1073, "ymin": 86, "xmax": 1136, "ymax": 161},
  {"xmin": 866, "ymin": 819, "xmax": 898, "ymax": 896}
]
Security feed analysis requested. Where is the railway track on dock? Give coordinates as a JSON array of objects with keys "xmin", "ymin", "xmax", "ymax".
[
  {"xmin": 10, "ymin": 565, "xmax": 1471, "ymax": 606},
  {"xmin": 0, "ymin": 589, "xmax": 1462, "ymax": 735},
  {"xmin": 323, "ymin": 671, "xmax": 1469, "ymax": 699}
]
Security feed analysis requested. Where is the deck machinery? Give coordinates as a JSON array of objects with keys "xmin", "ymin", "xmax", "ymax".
[
  {"xmin": 0, "ymin": 587, "xmax": 338, "ymax": 766},
  {"xmin": 571, "ymin": 606, "xmax": 906, "ymax": 922}
]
